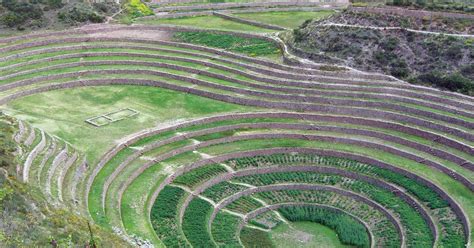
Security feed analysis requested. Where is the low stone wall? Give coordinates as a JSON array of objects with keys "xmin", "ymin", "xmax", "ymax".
[
  {"xmin": 4, "ymin": 59, "xmax": 473, "ymax": 140},
  {"xmin": 149, "ymin": 147, "xmax": 470, "ymax": 241},
  {"xmin": 9, "ymin": 59, "xmax": 472, "ymax": 130},
  {"xmin": 242, "ymin": 202, "xmax": 374, "ymax": 244},
  {"xmin": 3, "ymin": 78, "xmax": 474, "ymax": 155},
  {"xmin": 3, "ymin": 53, "xmax": 473, "ymax": 131},
  {"xmin": 197, "ymin": 165, "xmax": 437, "ymax": 242},
  {"xmin": 4, "ymin": 31, "xmax": 473, "ymax": 105},
  {"xmin": 87, "ymin": 110, "xmax": 473, "ymax": 213},
  {"xmin": 57, "ymin": 152, "xmax": 79, "ymax": 203},
  {"xmin": 212, "ymin": 183, "xmax": 406, "ymax": 245},
  {"xmin": 212, "ymin": 12, "xmax": 286, "ymax": 30},
  {"xmin": 22, "ymin": 131, "xmax": 46, "ymax": 182},
  {"xmin": 148, "ymin": 6, "xmax": 342, "ymax": 19}
]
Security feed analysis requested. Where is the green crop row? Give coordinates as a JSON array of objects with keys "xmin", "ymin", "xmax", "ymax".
[
  {"xmin": 234, "ymin": 171, "xmax": 433, "ymax": 246},
  {"xmin": 226, "ymin": 153, "xmax": 449, "ymax": 209},
  {"xmin": 202, "ymin": 181, "xmax": 249, "ymax": 202},
  {"xmin": 256, "ymin": 190, "xmax": 401, "ymax": 247},
  {"xmin": 226, "ymin": 196, "xmax": 263, "ymax": 214},
  {"xmin": 150, "ymin": 186, "xmax": 190, "ymax": 247},
  {"xmin": 182, "ymin": 198, "xmax": 215, "ymax": 247},
  {"xmin": 211, "ymin": 212, "xmax": 242, "ymax": 247},
  {"xmin": 173, "ymin": 164, "xmax": 228, "ymax": 189}
]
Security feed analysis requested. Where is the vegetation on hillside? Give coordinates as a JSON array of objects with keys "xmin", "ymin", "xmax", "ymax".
[
  {"xmin": 0, "ymin": 113, "xmax": 130, "ymax": 247},
  {"xmin": 351, "ymin": 0, "xmax": 473, "ymax": 13},
  {"xmin": 387, "ymin": 0, "xmax": 474, "ymax": 13},
  {"xmin": 0, "ymin": 0, "xmax": 118, "ymax": 30},
  {"xmin": 288, "ymin": 10, "xmax": 473, "ymax": 95}
]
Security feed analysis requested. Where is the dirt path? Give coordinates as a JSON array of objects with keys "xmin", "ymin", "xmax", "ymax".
[{"xmin": 318, "ymin": 22, "xmax": 474, "ymax": 38}]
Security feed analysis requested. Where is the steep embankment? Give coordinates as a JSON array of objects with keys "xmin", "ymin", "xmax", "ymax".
[
  {"xmin": 0, "ymin": 113, "xmax": 130, "ymax": 247},
  {"xmin": 286, "ymin": 9, "xmax": 473, "ymax": 95}
]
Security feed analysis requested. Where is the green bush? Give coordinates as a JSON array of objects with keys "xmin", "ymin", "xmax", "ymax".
[
  {"xmin": 123, "ymin": 0, "xmax": 153, "ymax": 19},
  {"xmin": 390, "ymin": 59, "xmax": 410, "ymax": 78},
  {"xmin": 413, "ymin": 72, "xmax": 473, "ymax": 95},
  {"xmin": 47, "ymin": 0, "xmax": 63, "ymax": 9},
  {"xmin": 1, "ymin": 0, "xmax": 43, "ymax": 28},
  {"xmin": 58, "ymin": 3, "xmax": 105, "ymax": 24}
]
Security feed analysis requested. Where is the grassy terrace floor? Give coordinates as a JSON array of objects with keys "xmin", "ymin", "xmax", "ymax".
[
  {"xmin": 135, "ymin": 15, "xmax": 275, "ymax": 33},
  {"xmin": 2, "ymin": 86, "xmax": 255, "ymax": 163},
  {"xmin": 270, "ymin": 221, "xmax": 353, "ymax": 248},
  {"xmin": 234, "ymin": 10, "xmax": 336, "ymax": 29},
  {"xmin": 91, "ymin": 117, "xmax": 473, "ymax": 244}
]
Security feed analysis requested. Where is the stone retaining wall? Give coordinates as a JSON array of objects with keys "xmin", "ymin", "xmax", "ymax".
[
  {"xmin": 147, "ymin": 147, "xmax": 470, "ymax": 241},
  {"xmin": 3, "ymin": 80, "xmax": 472, "ymax": 154},
  {"xmin": 212, "ymin": 12, "xmax": 286, "ymax": 30},
  {"xmin": 3, "ymin": 34, "xmax": 472, "ymax": 106},
  {"xmin": 196, "ymin": 165, "xmax": 437, "ymax": 242},
  {"xmin": 242, "ymin": 202, "xmax": 375, "ymax": 246},
  {"xmin": 212, "ymin": 183, "xmax": 406, "ymax": 246},
  {"xmin": 3, "ymin": 65, "xmax": 473, "ymax": 141},
  {"xmin": 22, "ymin": 131, "xmax": 46, "ymax": 182},
  {"xmin": 0, "ymin": 26, "xmax": 408, "ymax": 83}
]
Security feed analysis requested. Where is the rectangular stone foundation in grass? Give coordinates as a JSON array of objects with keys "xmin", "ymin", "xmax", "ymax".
[{"xmin": 85, "ymin": 108, "xmax": 139, "ymax": 127}]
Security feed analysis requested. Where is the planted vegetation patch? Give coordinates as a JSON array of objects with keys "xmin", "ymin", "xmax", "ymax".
[
  {"xmin": 211, "ymin": 211, "xmax": 242, "ymax": 246},
  {"xmin": 278, "ymin": 205, "xmax": 371, "ymax": 248},
  {"xmin": 234, "ymin": 10, "xmax": 335, "ymax": 29},
  {"xmin": 174, "ymin": 31, "xmax": 281, "ymax": 57},
  {"xmin": 150, "ymin": 185, "xmax": 189, "ymax": 247},
  {"xmin": 182, "ymin": 198, "xmax": 215, "ymax": 247},
  {"xmin": 136, "ymin": 15, "xmax": 274, "ymax": 33},
  {"xmin": 240, "ymin": 227, "xmax": 273, "ymax": 247},
  {"xmin": 173, "ymin": 164, "xmax": 228, "ymax": 189}
]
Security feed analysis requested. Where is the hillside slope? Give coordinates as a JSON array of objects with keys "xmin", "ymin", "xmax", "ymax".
[
  {"xmin": 286, "ymin": 9, "xmax": 473, "ymax": 95},
  {"xmin": 0, "ymin": 113, "xmax": 130, "ymax": 247}
]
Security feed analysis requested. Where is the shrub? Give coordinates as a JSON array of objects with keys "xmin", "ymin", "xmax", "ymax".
[
  {"xmin": 1, "ymin": 12, "xmax": 22, "ymax": 27},
  {"xmin": 47, "ymin": 0, "xmax": 63, "ymax": 9},
  {"xmin": 444, "ymin": 43, "xmax": 463, "ymax": 60},
  {"xmin": 390, "ymin": 59, "xmax": 410, "ymax": 78},
  {"xmin": 58, "ymin": 3, "xmax": 105, "ymax": 25},
  {"xmin": 414, "ymin": 72, "xmax": 473, "ymax": 95},
  {"xmin": 123, "ymin": 0, "xmax": 153, "ymax": 19},
  {"xmin": 380, "ymin": 37, "xmax": 399, "ymax": 51},
  {"xmin": 1, "ymin": 0, "xmax": 43, "ymax": 28}
]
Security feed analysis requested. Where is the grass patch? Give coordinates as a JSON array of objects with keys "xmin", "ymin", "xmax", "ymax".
[
  {"xmin": 270, "ymin": 220, "xmax": 355, "ymax": 248},
  {"xmin": 173, "ymin": 31, "xmax": 281, "ymax": 57},
  {"xmin": 4, "ymin": 85, "xmax": 252, "ymax": 164},
  {"xmin": 234, "ymin": 10, "xmax": 335, "ymax": 29},
  {"xmin": 136, "ymin": 15, "xmax": 274, "ymax": 33}
]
